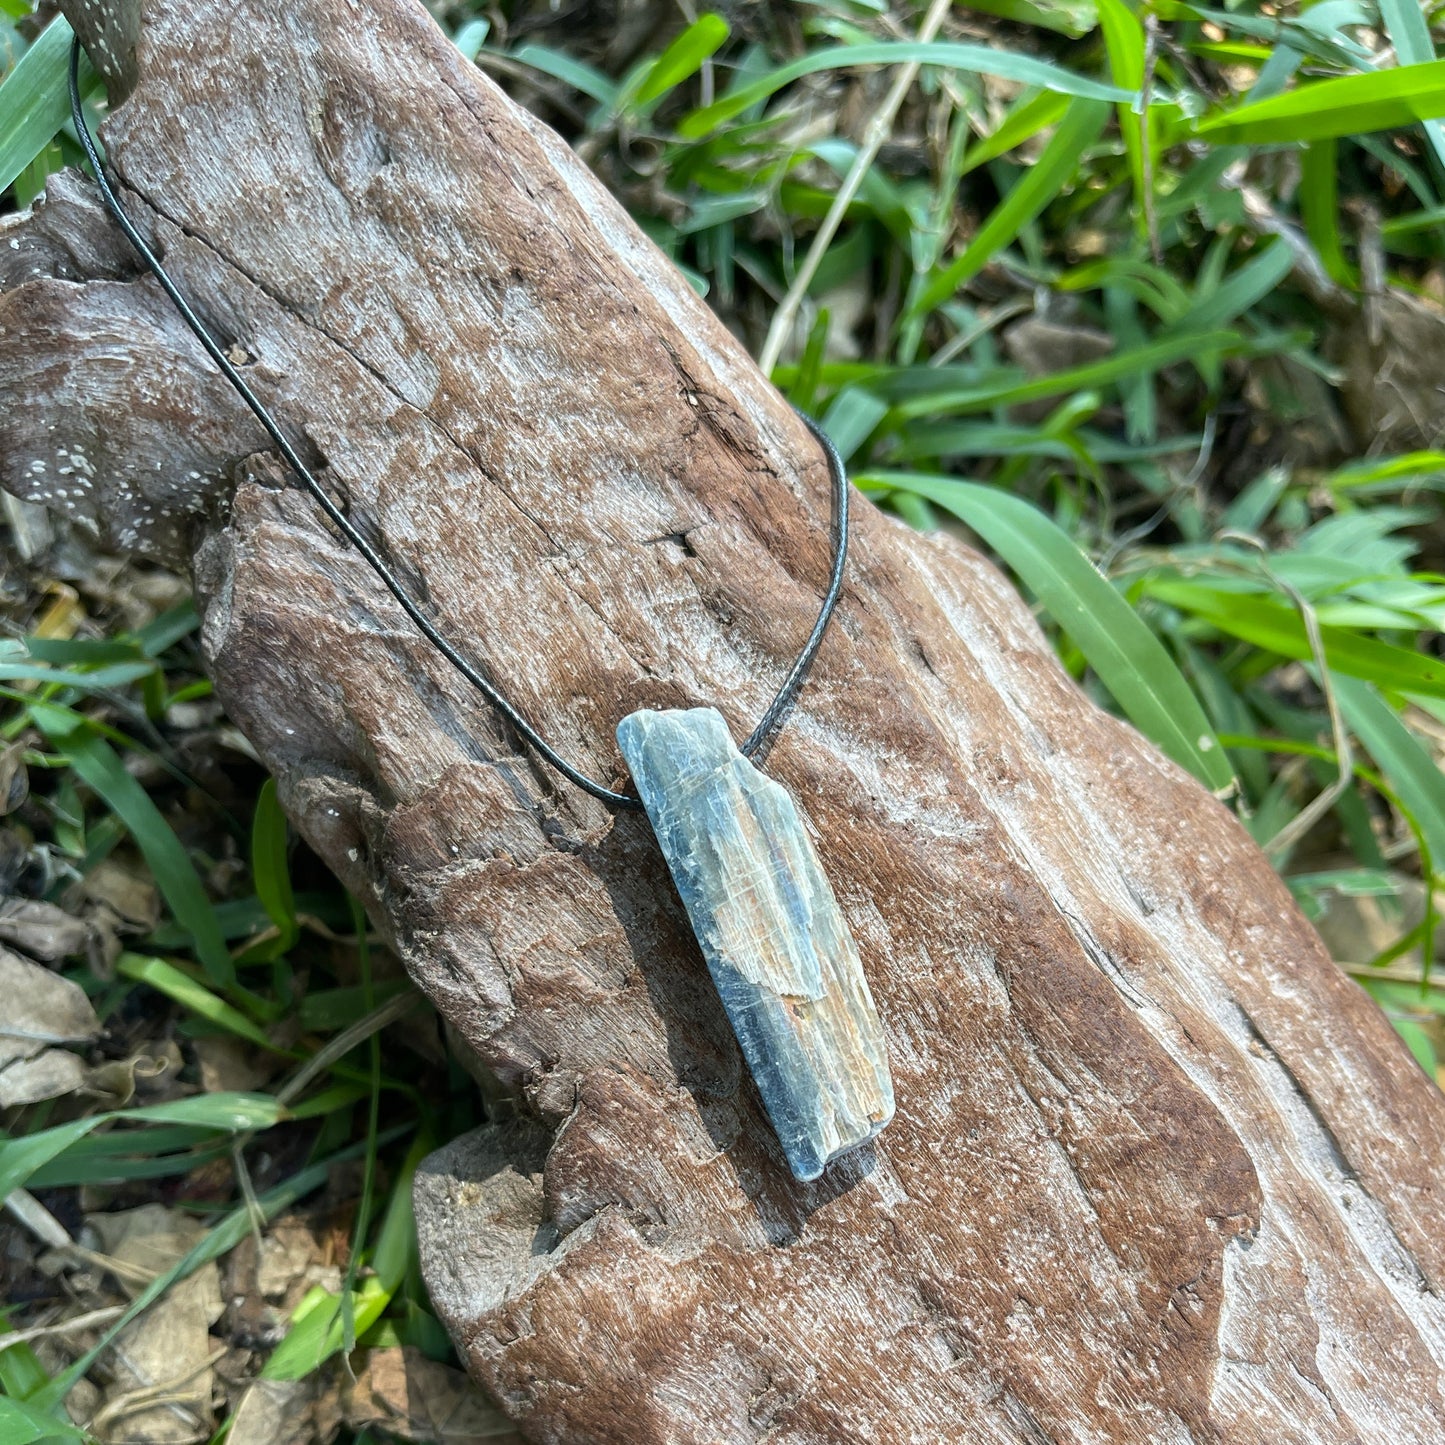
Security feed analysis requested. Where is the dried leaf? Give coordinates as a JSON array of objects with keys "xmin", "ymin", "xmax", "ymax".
[
  {"xmin": 84, "ymin": 1206, "xmax": 224, "ymax": 1445},
  {"xmin": 0, "ymin": 897, "xmax": 91, "ymax": 959},
  {"xmin": 84, "ymin": 1050, "xmax": 179, "ymax": 1108},
  {"xmin": 0, "ymin": 947, "xmax": 100, "ymax": 1051},
  {"xmin": 0, "ymin": 741, "xmax": 29, "ymax": 815},
  {"xmin": 255, "ymin": 1221, "xmax": 343, "ymax": 1308},
  {"xmin": 0, "ymin": 946, "xmax": 100, "ymax": 1106},
  {"xmin": 341, "ymin": 1348, "xmax": 518, "ymax": 1443},
  {"xmin": 194, "ymin": 1035, "xmax": 277, "ymax": 1096},
  {"xmin": 0, "ymin": 1049, "xmax": 89, "ymax": 1108},
  {"xmin": 86, "ymin": 1204, "xmax": 214, "ymax": 1282},
  {"xmin": 81, "ymin": 858, "xmax": 161, "ymax": 932},
  {"xmin": 227, "ymin": 1378, "xmax": 331, "ymax": 1445}
]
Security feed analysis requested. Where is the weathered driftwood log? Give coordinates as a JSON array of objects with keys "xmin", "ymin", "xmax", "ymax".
[{"xmin": 4, "ymin": 2, "xmax": 1445, "ymax": 1440}]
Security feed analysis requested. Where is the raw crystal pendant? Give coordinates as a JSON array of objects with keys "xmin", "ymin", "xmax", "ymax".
[{"xmin": 616, "ymin": 707, "xmax": 894, "ymax": 1181}]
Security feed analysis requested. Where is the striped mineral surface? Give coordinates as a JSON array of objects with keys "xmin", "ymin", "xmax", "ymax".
[{"xmin": 616, "ymin": 706, "xmax": 894, "ymax": 1181}]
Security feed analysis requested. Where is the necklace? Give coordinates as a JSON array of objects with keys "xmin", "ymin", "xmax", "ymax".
[{"xmin": 68, "ymin": 40, "xmax": 893, "ymax": 1181}]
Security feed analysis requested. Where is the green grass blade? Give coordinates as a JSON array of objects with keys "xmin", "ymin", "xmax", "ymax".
[
  {"xmin": 24, "ymin": 1124, "xmax": 216, "ymax": 1160},
  {"xmin": 133, "ymin": 599, "xmax": 200, "ymax": 656},
  {"xmin": 1324, "ymin": 451, "xmax": 1445, "ymax": 492},
  {"xmin": 1300, "ymin": 138, "xmax": 1354, "ymax": 286},
  {"xmin": 1144, "ymin": 579, "xmax": 1445, "ymax": 697},
  {"xmin": 285, "ymin": 1082, "xmax": 373, "ymax": 1120},
  {"xmin": 1382, "ymin": 204, "xmax": 1445, "ymax": 240},
  {"xmin": 28, "ymin": 701, "xmax": 235, "ymax": 986},
  {"xmin": 261, "ymin": 1134, "xmax": 427, "ymax": 1381},
  {"xmin": 677, "ymin": 42, "xmax": 1131, "ymax": 138},
  {"xmin": 24, "ymin": 1140, "xmax": 232, "ymax": 1188},
  {"xmin": 1190, "ymin": 59, "xmax": 1445, "ymax": 145},
  {"xmin": 0, "ymin": 659, "xmax": 158, "ymax": 689},
  {"xmin": 1169, "ymin": 239, "xmax": 1295, "ymax": 332},
  {"xmin": 1388, "ymin": 1013, "xmax": 1437, "ymax": 1071},
  {"xmin": 0, "ymin": 1094, "xmax": 281, "ymax": 1202},
  {"xmin": 1220, "ymin": 467, "xmax": 1290, "ymax": 535},
  {"xmin": 1377, "ymin": 0, "xmax": 1445, "ymax": 168},
  {"xmin": 339, "ymin": 894, "xmax": 379, "ymax": 1358},
  {"xmin": 0, "ymin": 1395, "xmax": 86, "ymax": 1442},
  {"xmin": 963, "ymin": 0, "xmax": 1097, "ymax": 37},
  {"xmin": 0, "ymin": 1311, "xmax": 52, "ymax": 1399},
  {"xmin": 891, "ymin": 328, "xmax": 1244, "ymax": 420},
  {"xmin": 635, "ymin": 13, "xmax": 728, "ymax": 107},
  {"xmin": 820, "ymin": 386, "xmax": 889, "ymax": 459},
  {"xmin": 18, "ymin": 637, "xmax": 142, "ymax": 665},
  {"xmin": 1062, "ymin": 256, "xmax": 1193, "ymax": 320},
  {"xmin": 1333, "ymin": 676, "xmax": 1445, "ymax": 866},
  {"xmin": 0, "ymin": 14, "xmax": 76, "ymax": 198},
  {"xmin": 263, "ymin": 1278, "xmax": 392, "ymax": 1381},
  {"xmin": 115, "ymin": 953, "xmax": 276, "ymax": 1049},
  {"xmin": 861, "ymin": 473, "xmax": 1235, "ymax": 792},
  {"xmin": 1096, "ymin": 0, "xmax": 1147, "ymax": 235},
  {"xmin": 112, "ymin": 1093, "xmax": 284, "ymax": 1128},
  {"xmin": 959, "ymin": 89, "xmax": 1070, "ymax": 179},
  {"xmin": 910, "ymin": 98, "xmax": 1110, "ymax": 318},
  {"xmin": 0, "ymin": 1118, "xmax": 100, "ymax": 1204},
  {"xmin": 250, "ymin": 777, "xmax": 298, "ymax": 948},
  {"xmin": 29, "ymin": 1129, "xmax": 404, "ymax": 1412},
  {"xmin": 501, "ymin": 43, "xmax": 619, "ymax": 107},
  {"xmin": 296, "ymin": 978, "xmax": 410, "ymax": 1031},
  {"xmin": 369, "ymin": 1133, "xmax": 429, "ymax": 1287},
  {"xmin": 1105, "ymin": 286, "xmax": 1157, "ymax": 442},
  {"xmin": 452, "ymin": 17, "xmax": 490, "ymax": 62}
]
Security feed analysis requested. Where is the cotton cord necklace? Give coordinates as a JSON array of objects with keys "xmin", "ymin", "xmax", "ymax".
[{"xmin": 69, "ymin": 39, "xmax": 893, "ymax": 1181}]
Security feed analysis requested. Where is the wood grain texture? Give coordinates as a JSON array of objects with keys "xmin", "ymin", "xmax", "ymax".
[{"xmin": 3, "ymin": 2, "xmax": 1444, "ymax": 1439}]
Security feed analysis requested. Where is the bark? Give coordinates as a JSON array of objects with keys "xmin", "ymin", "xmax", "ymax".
[{"xmin": 4, "ymin": 2, "xmax": 1445, "ymax": 1440}]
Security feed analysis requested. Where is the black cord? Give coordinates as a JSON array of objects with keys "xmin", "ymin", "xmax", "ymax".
[{"xmin": 67, "ymin": 39, "xmax": 849, "ymax": 809}]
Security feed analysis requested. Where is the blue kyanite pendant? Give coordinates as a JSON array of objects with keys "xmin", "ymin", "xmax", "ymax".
[{"xmin": 616, "ymin": 707, "xmax": 894, "ymax": 1181}]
